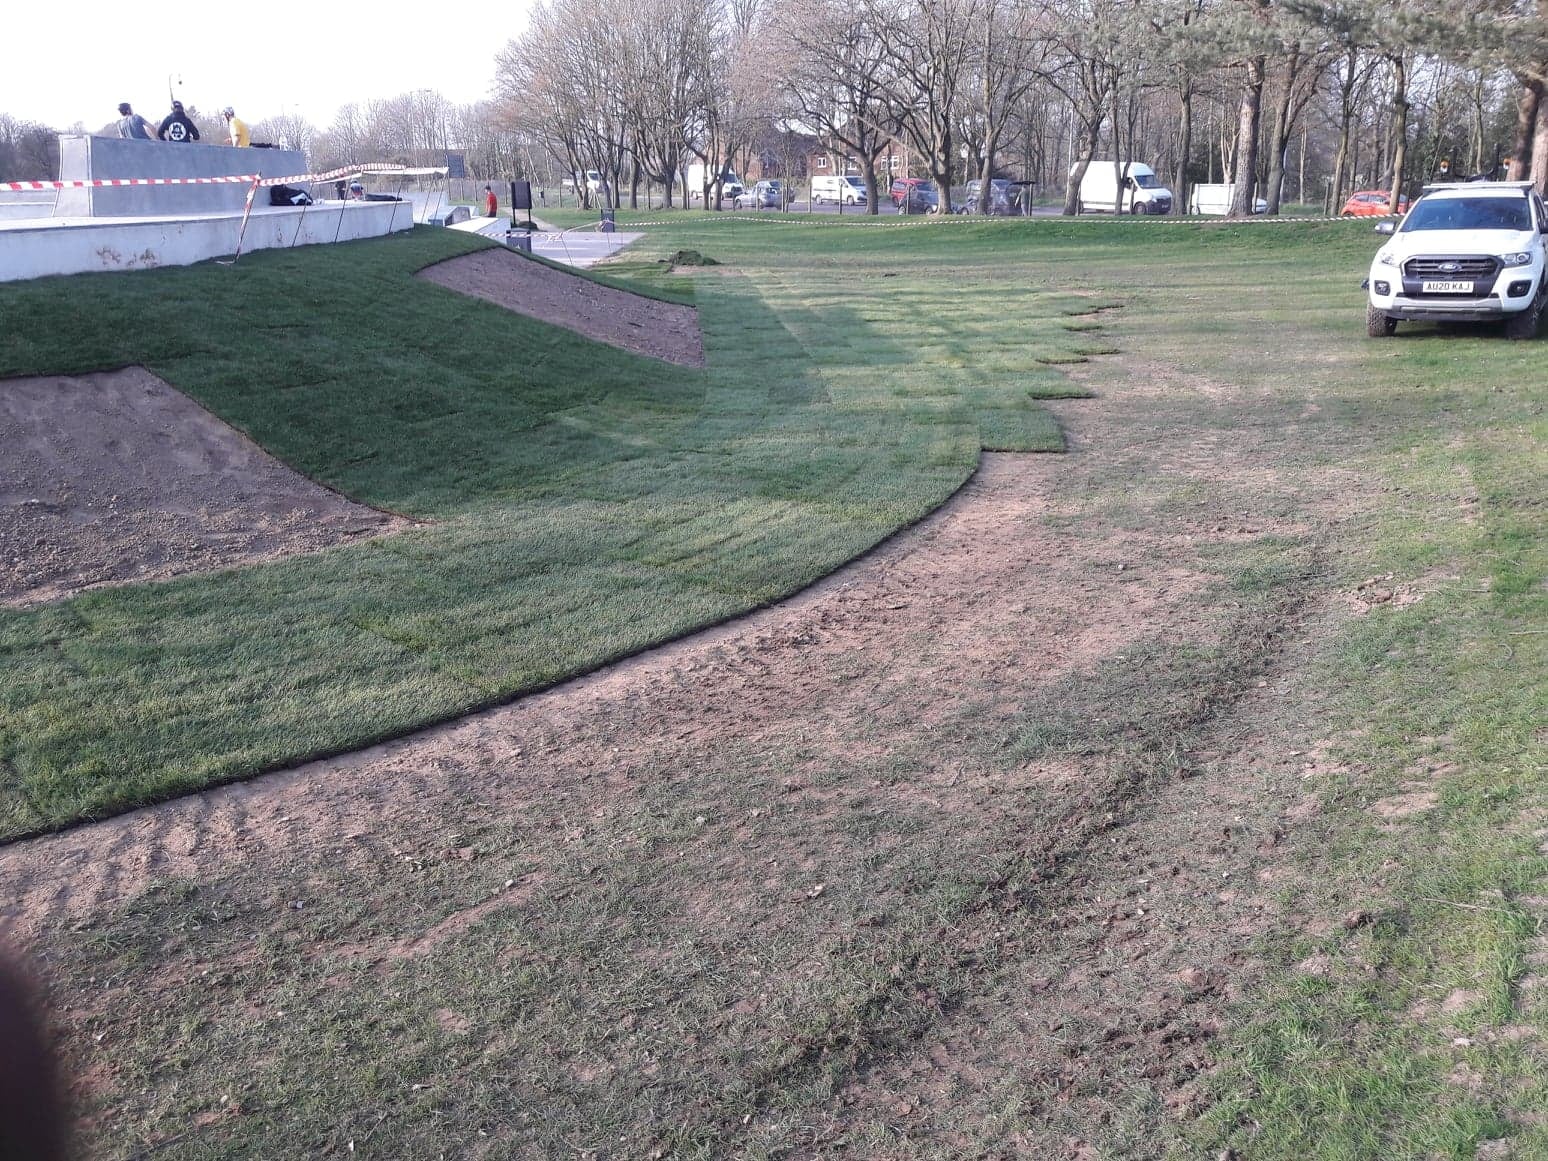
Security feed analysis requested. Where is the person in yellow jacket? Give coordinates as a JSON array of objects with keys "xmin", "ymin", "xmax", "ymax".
[{"xmin": 221, "ymin": 106, "xmax": 250, "ymax": 148}]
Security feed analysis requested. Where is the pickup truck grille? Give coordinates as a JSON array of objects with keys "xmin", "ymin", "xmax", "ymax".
[{"xmin": 1403, "ymin": 256, "xmax": 1499, "ymax": 279}]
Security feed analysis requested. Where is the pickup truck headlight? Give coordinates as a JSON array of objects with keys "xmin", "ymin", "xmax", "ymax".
[
  {"xmin": 1500, "ymin": 251, "xmax": 1533, "ymax": 267},
  {"xmin": 1376, "ymin": 250, "xmax": 1398, "ymax": 266}
]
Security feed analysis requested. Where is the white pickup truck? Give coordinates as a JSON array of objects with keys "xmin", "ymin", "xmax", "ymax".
[{"xmin": 1365, "ymin": 181, "xmax": 1548, "ymax": 339}]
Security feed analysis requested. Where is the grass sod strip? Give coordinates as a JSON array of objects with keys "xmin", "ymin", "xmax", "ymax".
[{"xmin": 0, "ymin": 226, "xmax": 1089, "ymax": 838}]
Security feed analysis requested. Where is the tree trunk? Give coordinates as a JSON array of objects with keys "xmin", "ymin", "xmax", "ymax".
[
  {"xmin": 1229, "ymin": 55, "xmax": 1266, "ymax": 217},
  {"xmin": 1386, "ymin": 54, "xmax": 1408, "ymax": 212},
  {"xmin": 1174, "ymin": 82, "xmax": 1193, "ymax": 216},
  {"xmin": 1350, "ymin": 123, "xmax": 1361, "ymax": 194},
  {"xmin": 862, "ymin": 158, "xmax": 880, "ymax": 215},
  {"xmin": 977, "ymin": 125, "xmax": 1001, "ymax": 214},
  {"xmin": 1264, "ymin": 46, "xmax": 1301, "ymax": 215},
  {"xmin": 1532, "ymin": 98, "xmax": 1548, "ymax": 196},
  {"xmin": 1471, "ymin": 72, "xmax": 1486, "ymax": 175},
  {"xmin": 1063, "ymin": 118, "xmax": 1100, "ymax": 216},
  {"xmin": 1110, "ymin": 85, "xmax": 1125, "ymax": 214},
  {"xmin": 1298, "ymin": 128, "xmax": 1307, "ymax": 205},
  {"xmin": 1510, "ymin": 77, "xmax": 1542, "ymax": 180},
  {"xmin": 1330, "ymin": 51, "xmax": 1358, "ymax": 210},
  {"xmin": 933, "ymin": 121, "xmax": 954, "ymax": 211}
]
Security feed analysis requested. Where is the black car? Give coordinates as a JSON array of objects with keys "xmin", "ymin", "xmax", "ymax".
[
  {"xmin": 964, "ymin": 179, "xmax": 1027, "ymax": 216},
  {"xmin": 890, "ymin": 178, "xmax": 939, "ymax": 211}
]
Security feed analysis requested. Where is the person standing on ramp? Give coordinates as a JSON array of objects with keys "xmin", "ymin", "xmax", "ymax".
[
  {"xmin": 222, "ymin": 106, "xmax": 250, "ymax": 148},
  {"xmin": 115, "ymin": 103, "xmax": 157, "ymax": 140},
  {"xmin": 157, "ymin": 101, "xmax": 200, "ymax": 143}
]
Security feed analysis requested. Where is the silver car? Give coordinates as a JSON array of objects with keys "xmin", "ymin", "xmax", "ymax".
[{"xmin": 744, "ymin": 180, "xmax": 784, "ymax": 209}]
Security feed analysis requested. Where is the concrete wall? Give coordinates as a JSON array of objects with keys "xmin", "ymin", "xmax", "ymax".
[
  {"xmin": 0, "ymin": 192, "xmax": 55, "ymax": 220},
  {"xmin": 0, "ymin": 202, "xmax": 414, "ymax": 283},
  {"xmin": 56, "ymin": 135, "xmax": 307, "ymax": 217}
]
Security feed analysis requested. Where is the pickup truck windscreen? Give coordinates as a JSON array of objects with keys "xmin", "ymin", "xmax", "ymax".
[{"xmin": 1402, "ymin": 197, "xmax": 1530, "ymax": 232}]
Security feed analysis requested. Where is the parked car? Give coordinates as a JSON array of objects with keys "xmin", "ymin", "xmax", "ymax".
[
  {"xmin": 964, "ymin": 178, "xmax": 1027, "ymax": 216},
  {"xmin": 812, "ymin": 174, "xmax": 867, "ymax": 205},
  {"xmin": 890, "ymin": 178, "xmax": 938, "ymax": 212},
  {"xmin": 1342, "ymin": 190, "xmax": 1411, "ymax": 216},
  {"xmin": 742, "ymin": 180, "xmax": 784, "ymax": 209},
  {"xmin": 1364, "ymin": 180, "xmax": 1547, "ymax": 339}
]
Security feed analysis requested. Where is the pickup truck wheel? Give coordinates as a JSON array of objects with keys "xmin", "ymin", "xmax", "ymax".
[
  {"xmin": 1366, "ymin": 305, "xmax": 1398, "ymax": 337},
  {"xmin": 1505, "ymin": 298, "xmax": 1542, "ymax": 340}
]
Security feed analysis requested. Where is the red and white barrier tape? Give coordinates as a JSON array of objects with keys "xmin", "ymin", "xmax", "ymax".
[
  {"xmin": 3, "ymin": 175, "xmax": 259, "ymax": 190},
  {"xmin": 3, "ymin": 161, "xmax": 412, "ymax": 193},
  {"xmin": 265, "ymin": 162, "xmax": 405, "ymax": 188}
]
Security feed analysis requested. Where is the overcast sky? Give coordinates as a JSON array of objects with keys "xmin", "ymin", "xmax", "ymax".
[{"xmin": 4, "ymin": 5, "xmax": 528, "ymax": 131}]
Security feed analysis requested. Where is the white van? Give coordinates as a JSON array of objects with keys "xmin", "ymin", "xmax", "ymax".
[
  {"xmin": 685, "ymin": 163, "xmax": 743, "ymax": 199},
  {"xmin": 1188, "ymin": 183, "xmax": 1268, "ymax": 215},
  {"xmin": 563, "ymin": 170, "xmax": 607, "ymax": 196},
  {"xmin": 1077, "ymin": 162, "xmax": 1173, "ymax": 215},
  {"xmin": 812, "ymin": 175, "xmax": 867, "ymax": 205}
]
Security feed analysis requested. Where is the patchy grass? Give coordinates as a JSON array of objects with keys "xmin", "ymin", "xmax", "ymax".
[{"xmin": 1075, "ymin": 223, "xmax": 1546, "ymax": 1159}]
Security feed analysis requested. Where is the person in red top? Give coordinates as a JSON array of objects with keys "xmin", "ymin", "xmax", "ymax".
[{"xmin": 484, "ymin": 185, "xmax": 498, "ymax": 217}]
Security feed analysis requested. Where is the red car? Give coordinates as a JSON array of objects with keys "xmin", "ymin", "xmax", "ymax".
[{"xmin": 1341, "ymin": 190, "xmax": 1410, "ymax": 216}]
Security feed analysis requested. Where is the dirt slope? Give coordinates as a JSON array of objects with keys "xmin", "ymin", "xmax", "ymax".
[
  {"xmin": 0, "ymin": 367, "xmax": 403, "ymax": 608},
  {"xmin": 417, "ymin": 246, "xmax": 704, "ymax": 366}
]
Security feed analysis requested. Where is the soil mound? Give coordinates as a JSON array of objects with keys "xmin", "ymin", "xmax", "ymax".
[
  {"xmin": 0, "ymin": 367, "xmax": 403, "ymax": 608},
  {"xmin": 417, "ymin": 246, "xmax": 704, "ymax": 367}
]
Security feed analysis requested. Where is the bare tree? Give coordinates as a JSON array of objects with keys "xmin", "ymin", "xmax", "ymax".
[
  {"xmin": 967, "ymin": 0, "xmax": 1054, "ymax": 211},
  {"xmin": 0, "ymin": 115, "xmax": 59, "ymax": 181},
  {"xmin": 873, "ymin": 0, "xmax": 983, "ymax": 208},
  {"xmin": 1262, "ymin": 42, "xmax": 1336, "ymax": 211},
  {"xmin": 1044, "ymin": 0, "xmax": 1130, "ymax": 215},
  {"xmin": 1146, "ymin": 0, "xmax": 1213, "ymax": 215},
  {"xmin": 251, "ymin": 112, "xmax": 319, "ymax": 158},
  {"xmin": 615, "ymin": 0, "xmax": 718, "ymax": 207},
  {"xmin": 769, "ymin": 0, "xmax": 899, "ymax": 212}
]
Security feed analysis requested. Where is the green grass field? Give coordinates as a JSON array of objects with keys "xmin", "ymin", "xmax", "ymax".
[{"xmin": 2, "ymin": 214, "xmax": 1544, "ymax": 1158}]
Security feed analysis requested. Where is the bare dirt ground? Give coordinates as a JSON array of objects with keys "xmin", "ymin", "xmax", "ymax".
[
  {"xmin": 0, "ymin": 367, "xmax": 404, "ymax": 608},
  {"xmin": 417, "ymin": 247, "xmax": 705, "ymax": 367},
  {"xmin": 0, "ymin": 351, "xmax": 1371, "ymax": 1156}
]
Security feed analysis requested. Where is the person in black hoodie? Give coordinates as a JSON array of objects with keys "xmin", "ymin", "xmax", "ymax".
[{"xmin": 157, "ymin": 100, "xmax": 200, "ymax": 143}]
